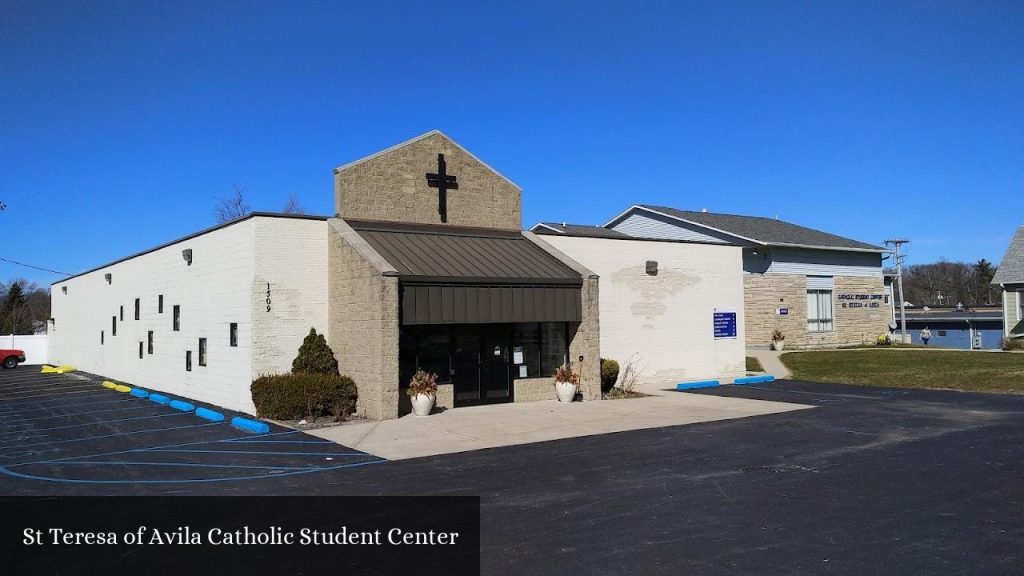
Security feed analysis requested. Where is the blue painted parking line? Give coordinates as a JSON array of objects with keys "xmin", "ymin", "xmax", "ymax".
[
  {"xmin": 1, "ymin": 403, "xmax": 163, "ymax": 423},
  {"xmin": 0, "ymin": 391, "xmax": 116, "ymax": 407},
  {"xmin": 0, "ymin": 412, "xmax": 187, "ymax": 436},
  {"xmin": 14, "ymin": 430, "xmax": 309, "ymax": 467},
  {"xmin": 0, "ymin": 458, "xmax": 387, "ymax": 485},
  {"xmin": 223, "ymin": 439, "xmax": 334, "ymax": 445},
  {"xmin": 0, "ymin": 421, "xmax": 225, "ymax": 452},
  {"xmin": 0, "ymin": 383, "xmax": 99, "ymax": 394},
  {"xmin": 146, "ymin": 449, "xmax": 372, "ymax": 457},
  {"xmin": 36, "ymin": 461, "xmax": 318, "ymax": 471},
  {"xmin": 1, "ymin": 388, "xmax": 108, "ymax": 401}
]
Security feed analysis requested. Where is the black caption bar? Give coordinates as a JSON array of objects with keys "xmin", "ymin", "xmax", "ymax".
[{"xmin": 2, "ymin": 496, "xmax": 480, "ymax": 576}]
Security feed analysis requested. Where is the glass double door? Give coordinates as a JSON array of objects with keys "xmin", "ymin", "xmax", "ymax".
[{"xmin": 452, "ymin": 325, "xmax": 513, "ymax": 406}]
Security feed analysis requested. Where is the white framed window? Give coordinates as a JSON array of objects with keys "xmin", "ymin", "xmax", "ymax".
[
  {"xmin": 1018, "ymin": 290, "xmax": 1023, "ymax": 321},
  {"xmin": 807, "ymin": 289, "xmax": 834, "ymax": 332}
]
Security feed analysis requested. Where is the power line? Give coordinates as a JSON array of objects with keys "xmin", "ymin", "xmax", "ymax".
[{"xmin": 0, "ymin": 256, "xmax": 70, "ymax": 276}]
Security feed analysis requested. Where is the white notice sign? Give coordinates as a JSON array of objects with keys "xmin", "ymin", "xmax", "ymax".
[
  {"xmin": 513, "ymin": 346, "xmax": 524, "ymax": 365},
  {"xmin": 519, "ymin": 365, "xmax": 528, "ymax": 378}
]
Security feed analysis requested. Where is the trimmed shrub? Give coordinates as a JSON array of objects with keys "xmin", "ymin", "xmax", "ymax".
[
  {"xmin": 1002, "ymin": 337, "xmax": 1024, "ymax": 351},
  {"xmin": 292, "ymin": 328, "xmax": 339, "ymax": 375},
  {"xmin": 600, "ymin": 358, "xmax": 620, "ymax": 393},
  {"xmin": 251, "ymin": 373, "xmax": 357, "ymax": 420}
]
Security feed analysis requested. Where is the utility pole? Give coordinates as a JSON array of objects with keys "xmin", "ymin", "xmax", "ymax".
[{"xmin": 886, "ymin": 239, "xmax": 909, "ymax": 343}]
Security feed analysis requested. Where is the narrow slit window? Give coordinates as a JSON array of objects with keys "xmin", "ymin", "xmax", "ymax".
[
  {"xmin": 112, "ymin": 316, "xmax": 117, "ymax": 336},
  {"xmin": 119, "ymin": 305, "xmax": 124, "ymax": 321},
  {"xmin": 173, "ymin": 305, "xmax": 180, "ymax": 331},
  {"xmin": 185, "ymin": 350, "xmax": 192, "ymax": 371},
  {"xmin": 147, "ymin": 331, "xmax": 154, "ymax": 354},
  {"xmin": 198, "ymin": 338, "xmax": 207, "ymax": 366},
  {"xmin": 101, "ymin": 331, "xmax": 104, "ymax": 345},
  {"xmin": 138, "ymin": 342, "xmax": 143, "ymax": 359},
  {"xmin": 158, "ymin": 294, "xmax": 164, "ymax": 313},
  {"xmin": 134, "ymin": 298, "xmax": 140, "ymax": 320},
  {"xmin": 229, "ymin": 323, "xmax": 238, "ymax": 347}
]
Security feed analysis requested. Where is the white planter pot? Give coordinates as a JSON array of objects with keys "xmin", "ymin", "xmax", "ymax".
[
  {"xmin": 771, "ymin": 340, "xmax": 785, "ymax": 351},
  {"xmin": 410, "ymin": 393, "xmax": 435, "ymax": 416},
  {"xmin": 555, "ymin": 381, "xmax": 576, "ymax": 403}
]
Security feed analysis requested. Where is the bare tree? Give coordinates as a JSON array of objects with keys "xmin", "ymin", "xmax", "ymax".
[
  {"xmin": 214, "ymin": 185, "xmax": 252, "ymax": 223},
  {"xmin": 282, "ymin": 194, "xmax": 307, "ymax": 215}
]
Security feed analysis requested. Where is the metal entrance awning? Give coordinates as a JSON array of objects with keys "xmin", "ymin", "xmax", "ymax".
[{"xmin": 347, "ymin": 220, "xmax": 583, "ymax": 325}]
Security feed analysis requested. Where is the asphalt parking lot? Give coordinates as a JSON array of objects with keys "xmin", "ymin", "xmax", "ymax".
[
  {"xmin": 3, "ymin": 369, "xmax": 1023, "ymax": 575},
  {"xmin": 0, "ymin": 369, "xmax": 384, "ymax": 485}
]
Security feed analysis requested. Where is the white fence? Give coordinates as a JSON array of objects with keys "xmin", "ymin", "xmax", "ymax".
[{"xmin": 1, "ymin": 334, "xmax": 48, "ymax": 365}]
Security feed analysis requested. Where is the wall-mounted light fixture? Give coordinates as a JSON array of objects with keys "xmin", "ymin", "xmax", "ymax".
[
  {"xmin": 646, "ymin": 260, "xmax": 658, "ymax": 275},
  {"xmin": 182, "ymin": 249, "xmax": 193, "ymax": 266},
  {"xmin": 104, "ymin": 273, "xmax": 112, "ymax": 285},
  {"xmin": 61, "ymin": 286, "xmax": 67, "ymax": 294}
]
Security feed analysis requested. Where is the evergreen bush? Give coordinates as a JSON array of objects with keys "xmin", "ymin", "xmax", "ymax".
[
  {"xmin": 600, "ymin": 358, "xmax": 620, "ymax": 393},
  {"xmin": 292, "ymin": 328, "xmax": 339, "ymax": 375},
  {"xmin": 251, "ymin": 373, "xmax": 357, "ymax": 420}
]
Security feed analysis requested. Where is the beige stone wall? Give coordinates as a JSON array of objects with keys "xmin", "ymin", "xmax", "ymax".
[
  {"xmin": 744, "ymin": 274, "xmax": 807, "ymax": 348},
  {"xmin": 744, "ymin": 274, "xmax": 889, "ymax": 349},
  {"xmin": 514, "ymin": 377, "xmax": 554, "ymax": 402},
  {"xmin": 570, "ymin": 276, "xmax": 602, "ymax": 400},
  {"xmin": 335, "ymin": 131, "xmax": 522, "ymax": 230},
  {"xmin": 327, "ymin": 220, "xmax": 400, "ymax": 420}
]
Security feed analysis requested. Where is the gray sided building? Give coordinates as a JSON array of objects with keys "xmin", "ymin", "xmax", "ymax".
[
  {"xmin": 602, "ymin": 205, "xmax": 890, "ymax": 349},
  {"xmin": 992, "ymin": 226, "xmax": 1024, "ymax": 339}
]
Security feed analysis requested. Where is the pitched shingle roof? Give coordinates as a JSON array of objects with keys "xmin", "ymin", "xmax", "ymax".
[
  {"xmin": 992, "ymin": 227, "xmax": 1024, "ymax": 285},
  {"xmin": 631, "ymin": 205, "xmax": 885, "ymax": 251},
  {"xmin": 531, "ymin": 223, "xmax": 632, "ymax": 239}
]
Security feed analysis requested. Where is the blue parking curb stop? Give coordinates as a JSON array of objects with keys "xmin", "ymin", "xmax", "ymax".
[
  {"xmin": 149, "ymin": 394, "xmax": 170, "ymax": 405},
  {"xmin": 676, "ymin": 380, "xmax": 720, "ymax": 390},
  {"xmin": 129, "ymin": 388, "xmax": 149, "ymax": 398},
  {"xmin": 734, "ymin": 375, "xmax": 775, "ymax": 385},
  {"xmin": 195, "ymin": 407, "xmax": 225, "ymax": 422},
  {"xmin": 169, "ymin": 400, "xmax": 196, "ymax": 412},
  {"xmin": 231, "ymin": 416, "xmax": 270, "ymax": 434}
]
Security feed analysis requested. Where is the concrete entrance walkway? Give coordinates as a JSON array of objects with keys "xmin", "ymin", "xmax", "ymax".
[
  {"xmin": 746, "ymin": 348, "xmax": 792, "ymax": 379},
  {"xmin": 307, "ymin": 392, "xmax": 812, "ymax": 460}
]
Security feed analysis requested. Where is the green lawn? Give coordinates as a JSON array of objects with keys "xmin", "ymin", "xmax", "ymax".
[
  {"xmin": 780, "ymin": 349, "xmax": 1024, "ymax": 394},
  {"xmin": 745, "ymin": 356, "xmax": 764, "ymax": 373}
]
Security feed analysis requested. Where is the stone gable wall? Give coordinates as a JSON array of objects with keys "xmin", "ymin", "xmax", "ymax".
[{"xmin": 335, "ymin": 132, "xmax": 521, "ymax": 230}]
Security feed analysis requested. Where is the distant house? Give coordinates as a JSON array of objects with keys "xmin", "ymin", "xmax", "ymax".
[
  {"xmin": 900, "ymin": 305, "xmax": 1004, "ymax": 349},
  {"xmin": 601, "ymin": 205, "xmax": 891, "ymax": 349},
  {"xmin": 992, "ymin": 226, "xmax": 1024, "ymax": 340}
]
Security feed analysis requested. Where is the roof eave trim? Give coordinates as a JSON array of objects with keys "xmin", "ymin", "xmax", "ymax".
[
  {"xmin": 51, "ymin": 212, "xmax": 330, "ymax": 286},
  {"xmin": 530, "ymin": 223, "xmax": 566, "ymax": 234},
  {"xmin": 764, "ymin": 242, "xmax": 889, "ymax": 253}
]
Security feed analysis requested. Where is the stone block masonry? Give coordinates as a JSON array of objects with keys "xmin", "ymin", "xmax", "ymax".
[
  {"xmin": 335, "ymin": 131, "xmax": 522, "ymax": 231},
  {"xmin": 328, "ymin": 219, "xmax": 400, "ymax": 421},
  {"xmin": 744, "ymin": 274, "xmax": 890, "ymax": 349}
]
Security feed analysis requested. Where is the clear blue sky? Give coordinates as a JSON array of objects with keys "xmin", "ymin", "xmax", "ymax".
[{"xmin": 2, "ymin": 0, "xmax": 1021, "ymax": 285}]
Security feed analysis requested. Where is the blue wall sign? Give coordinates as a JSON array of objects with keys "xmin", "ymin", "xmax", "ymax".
[{"xmin": 713, "ymin": 311, "xmax": 737, "ymax": 339}]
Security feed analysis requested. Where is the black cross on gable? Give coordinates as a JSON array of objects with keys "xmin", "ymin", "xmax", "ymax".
[{"xmin": 426, "ymin": 153, "xmax": 458, "ymax": 223}]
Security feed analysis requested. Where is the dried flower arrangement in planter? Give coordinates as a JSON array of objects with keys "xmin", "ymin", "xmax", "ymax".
[{"xmin": 407, "ymin": 369, "xmax": 439, "ymax": 416}]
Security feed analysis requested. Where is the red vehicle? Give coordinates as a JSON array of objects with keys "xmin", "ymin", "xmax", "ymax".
[{"xmin": 1, "ymin": 349, "xmax": 26, "ymax": 369}]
